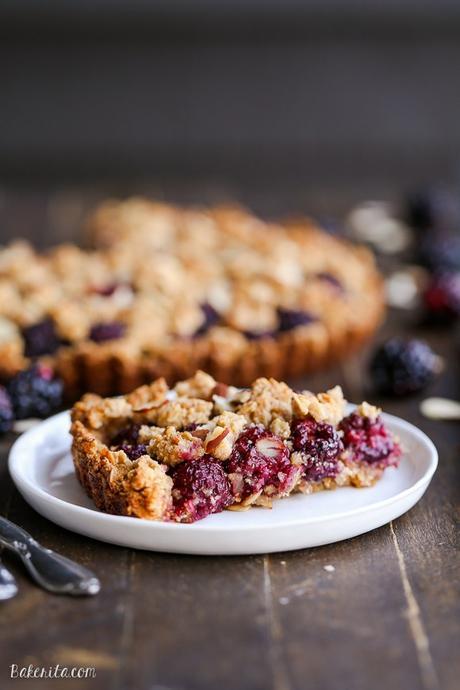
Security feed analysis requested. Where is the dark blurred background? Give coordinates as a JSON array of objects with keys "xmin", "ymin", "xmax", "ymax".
[{"xmin": 1, "ymin": 0, "xmax": 460, "ymax": 242}]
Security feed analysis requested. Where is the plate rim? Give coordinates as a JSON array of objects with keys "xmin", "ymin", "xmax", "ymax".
[{"xmin": 8, "ymin": 409, "xmax": 438, "ymax": 534}]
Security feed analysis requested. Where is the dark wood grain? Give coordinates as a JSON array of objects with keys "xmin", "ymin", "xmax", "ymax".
[{"xmin": 0, "ymin": 185, "xmax": 458, "ymax": 690}]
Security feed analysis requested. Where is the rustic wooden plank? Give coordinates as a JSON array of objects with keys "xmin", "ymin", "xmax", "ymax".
[
  {"xmin": 266, "ymin": 530, "xmax": 424, "ymax": 690},
  {"xmin": 117, "ymin": 552, "xmax": 274, "ymax": 690},
  {"xmin": 372, "ymin": 319, "xmax": 460, "ymax": 690}
]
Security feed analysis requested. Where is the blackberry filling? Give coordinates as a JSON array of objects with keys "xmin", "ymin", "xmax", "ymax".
[
  {"xmin": 277, "ymin": 307, "xmax": 317, "ymax": 332},
  {"xmin": 110, "ymin": 424, "xmax": 147, "ymax": 460},
  {"xmin": 89, "ymin": 321, "xmax": 126, "ymax": 342},
  {"xmin": 171, "ymin": 456, "xmax": 233, "ymax": 522},
  {"xmin": 339, "ymin": 412, "xmax": 401, "ymax": 468},
  {"xmin": 116, "ymin": 443, "xmax": 148, "ymax": 461},
  {"xmin": 225, "ymin": 426, "xmax": 295, "ymax": 500},
  {"xmin": 22, "ymin": 318, "xmax": 61, "ymax": 357},
  {"xmin": 316, "ymin": 272, "xmax": 344, "ymax": 291},
  {"xmin": 111, "ymin": 424, "xmax": 141, "ymax": 446},
  {"xmin": 91, "ymin": 282, "xmax": 133, "ymax": 297},
  {"xmin": 194, "ymin": 303, "xmax": 220, "ymax": 337},
  {"xmin": 291, "ymin": 416, "xmax": 342, "ymax": 481},
  {"xmin": 243, "ymin": 330, "xmax": 275, "ymax": 340}
]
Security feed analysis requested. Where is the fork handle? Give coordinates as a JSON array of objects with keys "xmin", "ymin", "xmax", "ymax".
[{"xmin": 0, "ymin": 516, "xmax": 100, "ymax": 596}]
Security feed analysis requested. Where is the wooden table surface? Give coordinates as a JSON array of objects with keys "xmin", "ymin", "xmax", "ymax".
[{"xmin": 0, "ymin": 185, "xmax": 458, "ymax": 690}]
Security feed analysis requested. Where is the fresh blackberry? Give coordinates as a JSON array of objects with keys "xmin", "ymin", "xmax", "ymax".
[
  {"xmin": 171, "ymin": 456, "xmax": 233, "ymax": 522},
  {"xmin": 7, "ymin": 365, "xmax": 63, "ymax": 419},
  {"xmin": 339, "ymin": 412, "xmax": 401, "ymax": 468},
  {"xmin": 370, "ymin": 338, "xmax": 441, "ymax": 396},
  {"xmin": 22, "ymin": 318, "xmax": 60, "ymax": 357},
  {"xmin": 418, "ymin": 234, "xmax": 460, "ymax": 273},
  {"xmin": 89, "ymin": 321, "xmax": 126, "ymax": 342},
  {"xmin": 291, "ymin": 416, "xmax": 342, "ymax": 481},
  {"xmin": 0, "ymin": 386, "xmax": 14, "ymax": 434},
  {"xmin": 277, "ymin": 307, "xmax": 317, "ymax": 332},
  {"xmin": 404, "ymin": 189, "xmax": 459, "ymax": 232},
  {"xmin": 423, "ymin": 272, "xmax": 460, "ymax": 323},
  {"xmin": 405, "ymin": 190, "xmax": 436, "ymax": 231}
]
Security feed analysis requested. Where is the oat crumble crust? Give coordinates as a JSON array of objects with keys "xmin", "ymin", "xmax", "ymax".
[
  {"xmin": 70, "ymin": 371, "xmax": 401, "ymax": 522},
  {"xmin": 0, "ymin": 199, "xmax": 384, "ymax": 396}
]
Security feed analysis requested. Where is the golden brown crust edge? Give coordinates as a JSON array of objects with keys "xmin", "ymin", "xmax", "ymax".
[{"xmin": 71, "ymin": 419, "xmax": 173, "ymax": 519}]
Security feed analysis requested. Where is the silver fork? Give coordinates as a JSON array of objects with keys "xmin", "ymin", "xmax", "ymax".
[
  {"xmin": 0, "ymin": 517, "xmax": 100, "ymax": 596},
  {"xmin": 0, "ymin": 555, "xmax": 18, "ymax": 600}
]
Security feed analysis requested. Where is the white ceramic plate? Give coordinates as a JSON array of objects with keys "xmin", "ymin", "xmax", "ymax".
[{"xmin": 8, "ymin": 410, "xmax": 437, "ymax": 555}]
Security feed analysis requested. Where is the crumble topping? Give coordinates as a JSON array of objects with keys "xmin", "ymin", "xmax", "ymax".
[
  {"xmin": 269, "ymin": 417, "xmax": 292, "ymax": 439},
  {"xmin": 236, "ymin": 378, "xmax": 294, "ymax": 426},
  {"xmin": 126, "ymin": 378, "xmax": 169, "ymax": 409},
  {"xmin": 147, "ymin": 398, "xmax": 213, "ymax": 428},
  {"xmin": 72, "ymin": 394, "xmax": 133, "ymax": 431},
  {"xmin": 356, "ymin": 401, "xmax": 381, "ymax": 421},
  {"xmin": 143, "ymin": 426, "xmax": 205, "ymax": 466},
  {"xmin": 174, "ymin": 370, "xmax": 217, "ymax": 400},
  {"xmin": 292, "ymin": 385, "xmax": 346, "ymax": 426}
]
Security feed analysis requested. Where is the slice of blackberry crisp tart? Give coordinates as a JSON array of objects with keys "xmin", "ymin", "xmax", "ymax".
[{"xmin": 71, "ymin": 371, "xmax": 402, "ymax": 523}]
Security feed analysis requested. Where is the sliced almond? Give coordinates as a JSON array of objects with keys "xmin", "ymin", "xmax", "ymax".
[
  {"xmin": 256, "ymin": 436, "xmax": 285, "ymax": 458},
  {"xmin": 205, "ymin": 427, "xmax": 230, "ymax": 454},
  {"xmin": 420, "ymin": 397, "xmax": 460, "ymax": 420}
]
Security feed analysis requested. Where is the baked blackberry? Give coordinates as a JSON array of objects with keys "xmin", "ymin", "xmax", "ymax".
[
  {"xmin": 291, "ymin": 416, "xmax": 342, "ymax": 481},
  {"xmin": 0, "ymin": 386, "xmax": 14, "ymax": 434},
  {"xmin": 91, "ymin": 282, "xmax": 133, "ymax": 297},
  {"xmin": 89, "ymin": 321, "xmax": 126, "ymax": 342},
  {"xmin": 171, "ymin": 456, "xmax": 232, "ymax": 522},
  {"xmin": 316, "ymin": 272, "xmax": 344, "ymax": 291},
  {"xmin": 117, "ymin": 443, "xmax": 148, "ymax": 461},
  {"xmin": 225, "ymin": 426, "xmax": 296, "ymax": 500},
  {"xmin": 370, "ymin": 338, "xmax": 441, "ymax": 396},
  {"xmin": 424, "ymin": 272, "xmax": 460, "ymax": 322},
  {"xmin": 110, "ymin": 424, "xmax": 147, "ymax": 460},
  {"xmin": 7, "ymin": 365, "xmax": 64, "ymax": 419},
  {"xmin": 22, "ymin": 318, "xmax": 61, "ymax": 357},
  {"xmin": 339, "ymin": 412, "xmax": 401, "ymax": 468},
  {"xmin": 194, "ymin": 303, "xmax": 220, "ymax": 337},
  {"xmin": 243, "ymin": 330, "xmax": 275, "ymax": 340},
  {"xmin": 277, "ymin": 307, "xmax": 317, "ymax": 332}
]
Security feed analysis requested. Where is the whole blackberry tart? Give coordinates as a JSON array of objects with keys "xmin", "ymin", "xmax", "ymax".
[
  {"xmin": 0, "ymin": 199, "xmax": 384, "ymax": 398},
  {"xmin": 71, "ymin": 371, "xmax": 402, "ymax": 522}
]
